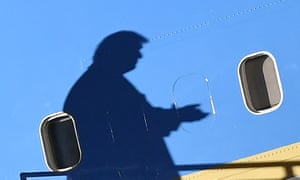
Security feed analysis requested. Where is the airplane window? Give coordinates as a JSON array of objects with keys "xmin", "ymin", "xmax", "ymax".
[
  {"xmin": 40, "ymin": 112, "xmax": 82, "ymax": 172},
  {"xmin": 238, "ymin": 51, "xmax": 283, "ymax": 115}
]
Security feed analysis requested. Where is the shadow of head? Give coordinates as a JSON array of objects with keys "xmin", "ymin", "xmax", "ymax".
[{"xmin": 92, "ymin": 31, "xmax": 149, "ymax": 74}]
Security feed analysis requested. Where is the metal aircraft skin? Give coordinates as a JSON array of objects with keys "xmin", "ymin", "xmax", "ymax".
[{"xmin": 1, "ymin": 0, "xmax": 300, "ymax": 179}]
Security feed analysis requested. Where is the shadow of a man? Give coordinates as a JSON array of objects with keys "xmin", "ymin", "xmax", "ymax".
[{"xmin": 63, "ymin": 31, "xmax": 208, "ymax": 180}]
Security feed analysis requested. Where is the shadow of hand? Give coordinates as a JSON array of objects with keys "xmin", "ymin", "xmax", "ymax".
[{"xmin": 175, "ymin": 104, "xmax": 209, "ymax": 122}]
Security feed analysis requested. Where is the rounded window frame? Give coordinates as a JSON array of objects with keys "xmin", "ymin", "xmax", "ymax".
[{"xmin": 238, "ymin": 51, "xmax": 283, "ymax": 115}]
